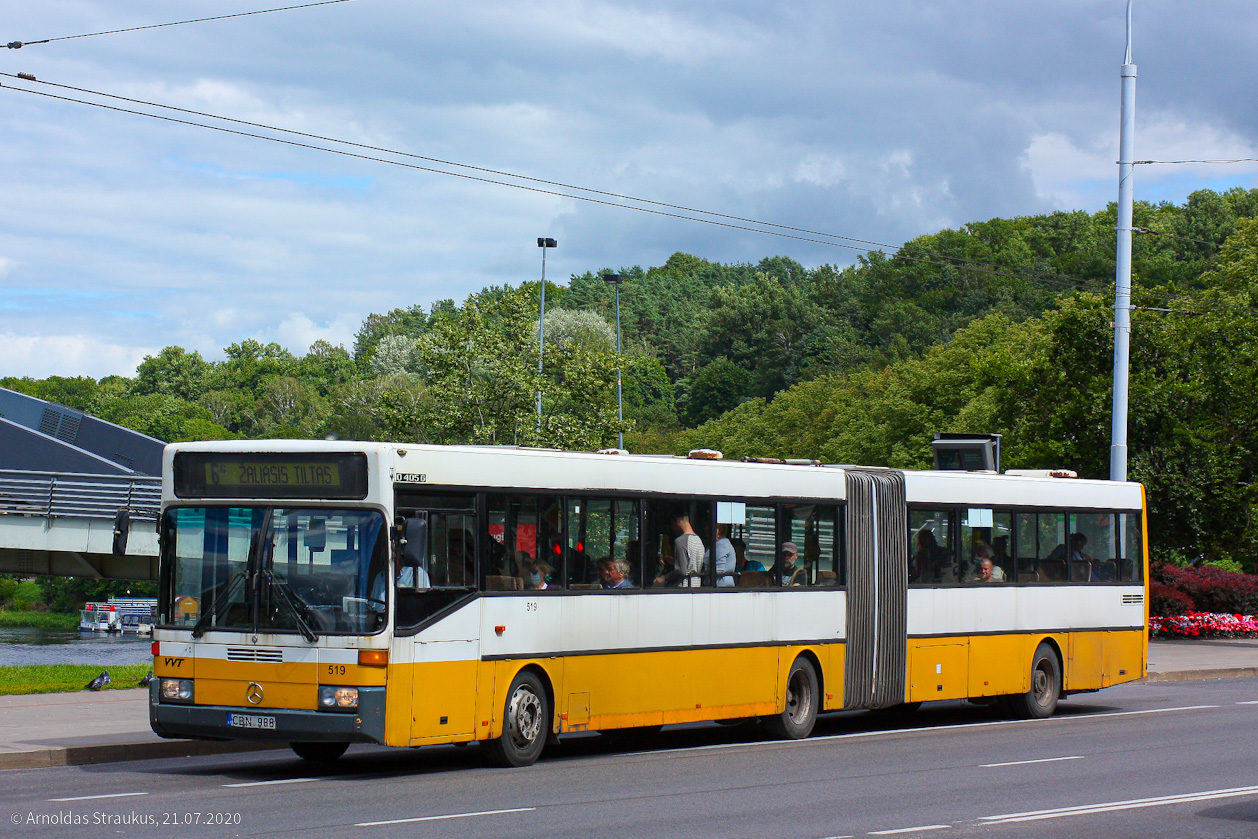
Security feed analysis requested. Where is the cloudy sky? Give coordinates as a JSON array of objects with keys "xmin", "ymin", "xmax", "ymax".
[{"xmin": 2, "ymin": 1, "xmax": 1256, "ymax": 379}]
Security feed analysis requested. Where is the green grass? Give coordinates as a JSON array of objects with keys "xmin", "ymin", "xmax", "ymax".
[
  {"xmin": 0, "ymin": 664, "xmax": 152, "ymax": 695},
  {"xmin": 0, "ymin": 611, "xmax": 79, "ymax": 629}
]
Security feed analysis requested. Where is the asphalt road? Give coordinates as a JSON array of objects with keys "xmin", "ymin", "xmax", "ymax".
[{"xmin": 3, "ymin": 677, "xmax": 1257, "ymax": 839}]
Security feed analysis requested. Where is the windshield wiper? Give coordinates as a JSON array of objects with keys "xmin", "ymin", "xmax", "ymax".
[
  {"xmin": 264, "ymin": 570, "xmax": 318, "ymax": 643},
  {"xmin": 191, "ymin": 571, "xmax": 247, "ymax": 639}
]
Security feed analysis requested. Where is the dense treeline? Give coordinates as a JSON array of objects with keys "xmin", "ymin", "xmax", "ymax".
[{"xmin": 5, "ymin": 187, "xmax": 1258, "ymax": 566}]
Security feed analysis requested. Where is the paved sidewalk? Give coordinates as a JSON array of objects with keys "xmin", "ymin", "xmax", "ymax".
[{"xmin": 2, "ymin": 638, "xmax": 1256, "ymax": 771}]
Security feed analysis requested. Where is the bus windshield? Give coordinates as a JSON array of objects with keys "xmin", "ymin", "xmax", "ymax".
[{"xmin": 161, "ymin": 507, "xmax": 387, "ymax": 636}]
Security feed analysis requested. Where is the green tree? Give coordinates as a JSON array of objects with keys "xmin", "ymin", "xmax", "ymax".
[{"xmin": 130, "ymin": 346, "xmax": 211, "ymax": 402}]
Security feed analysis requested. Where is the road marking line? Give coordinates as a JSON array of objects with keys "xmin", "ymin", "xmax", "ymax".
[
  {"xmin": 1236, "ymin": 700, "xmax": 1258, "ymax": 705},
  {"xmin": 981, "ymin": 755, "xmax": 1084, "ymax": 768},
  {"xmin": 49, "ymin": 792, "xmax": 148, "ymax": 802},
  {"xmin": 356, "ymin": 807, "xmax": 535, "ymax": 827},
  {"xmin": 820, "ymin": 835, "xmax": 855, "ymax": 838},
  {"xmin": 869, "ymin": 826, "xmax": 950, "ymax": 835},
  {"xmin": 633, "ymin": 705, "xmax": 1218, "ymax": 758},
  {"xmin": 981, "ymin": 784, "xmax": 1258, "ymax": 824},
  {"xmin": 223, "ymin": 777, "xmax": 329, "ymax": 787}
]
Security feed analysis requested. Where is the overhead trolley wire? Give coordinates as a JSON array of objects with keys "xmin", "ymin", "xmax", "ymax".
[
  {"xmin": 0, "ymin": 73, "xmax": 1113, "ymax": 296},
  {"xmin": 5, "ymin": 0, "xmax": 355, "ymax": 49},
  {"xmin": 1133, "ymin": 158, "xmax": 1258, "ymax": 165},
  {"xmin": 3, "ymin": 72, "xmax": 1258, "ymax": 319}
]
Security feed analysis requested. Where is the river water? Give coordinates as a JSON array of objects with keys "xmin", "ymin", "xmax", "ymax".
[{"xmin": 0, "ymin": 627, "xmax": 152, "ymax": 667}]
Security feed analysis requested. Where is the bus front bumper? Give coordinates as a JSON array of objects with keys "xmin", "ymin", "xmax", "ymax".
[{"xmin": 149, "ymin": 683, "xmax": 386, "ymax": 744}]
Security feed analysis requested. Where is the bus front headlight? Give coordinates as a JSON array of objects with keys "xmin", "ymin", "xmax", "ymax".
[
  {"xmin": 318, "ymin": 686, "xmax": 358, "ymax": 711},
  {"xmin": 160, "ymin": 678, "xmax": 194, "ymax": 703}
]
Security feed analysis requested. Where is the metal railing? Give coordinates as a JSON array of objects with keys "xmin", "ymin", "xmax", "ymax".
[{"xmin": 0, "ymin": 470, "xmax": 161, "ymax": 521}]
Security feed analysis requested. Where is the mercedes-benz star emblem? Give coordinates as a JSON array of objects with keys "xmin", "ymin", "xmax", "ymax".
[{"xmin": 246, "ymin": 682, "xmax": 264, "ymax": 705}]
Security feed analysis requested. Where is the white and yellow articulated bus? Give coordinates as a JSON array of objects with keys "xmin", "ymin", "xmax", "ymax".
[{"xmin": 145, "ymin": 440, "xmax": 1147, "ymax": 767}]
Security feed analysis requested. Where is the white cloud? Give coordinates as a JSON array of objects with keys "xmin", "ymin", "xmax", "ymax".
[
  {"xmin": 3, "ymin": 1, "xmax": 1258, "ymax": 379},
  {"xmin": 1023, "ymin": 113, "xmax": 1258, "ymax": 209},
  {"xmin": 269, "ymin": 312, "xmax": 361, "ymax": 355},
  {"xmin": 1, "ymin": 333, "xmax": 157, "ymax": 380}
]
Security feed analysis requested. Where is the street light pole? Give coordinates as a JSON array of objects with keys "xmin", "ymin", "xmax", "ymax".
[
  {"xmin": 603, "ymin": 273, "xmax": 625, "ymax": 450},
  {"xmin": 536, "ymin": 238, "xmax": 557, "ymax": 436},
  {"xmin": 1111, "ymin": 0, "xmax": 1136, "ymax": 482}
]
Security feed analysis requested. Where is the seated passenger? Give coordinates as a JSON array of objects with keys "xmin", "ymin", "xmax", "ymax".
[
  {"xmin": 520, "ymin": 554, "xmax": 554, "ymax": 590},
  {"xmin": 969, "ymin": 543, "xmax": 1005, "ymax": 581},
  {"xmin": 598, "ymin": 558, "xmax": 634, "ymax": 589},
  {"xmin": 1048, "ymin": 533, "xmax": 1095, "ymax": 564},
  {"xmin": 973, "ymin": 558, "xmax": 1003, "ymax": 583},
  {"xmin": 1048, "ymin": 533, "xmax": 1098, "ymax": 581},
  {"xmin": 771, "ymin": 541, "xmax": 807, "ymax": 586},
  {"xmin": 731, "ymin": 537, "xmax": 764, "ymax": 575}
]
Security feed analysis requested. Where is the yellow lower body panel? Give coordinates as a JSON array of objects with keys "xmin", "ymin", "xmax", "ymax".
[{"xmin": 906, "ymin": 630, "xmax": 1147, "ymax": 704}]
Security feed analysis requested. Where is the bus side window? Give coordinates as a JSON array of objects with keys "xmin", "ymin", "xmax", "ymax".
[
  {"xmin": 909, "ymin": 509, "xmax": 953, "ymax": 585},
  {"xmin": 784, "ymin": 503, "xmax": 840, "ymax": 586},
  {"xmin": 1119, "ymin": 512, "xmax": 1143, "ymax": 582},
  {"xmin": 1037, "ymin": 512, "xmax": 1068, "ymax": 582},
  {"xmin": 487, "ymin": 494, "xmax": 562, "ymax": 591},
  {"xmin": 1069, "ymin": 512, "xmax": 1117, "ymax": 582},
  {"xmin": 1015, "ymin": 512, "xmax": 1038, "ymax": 582}
]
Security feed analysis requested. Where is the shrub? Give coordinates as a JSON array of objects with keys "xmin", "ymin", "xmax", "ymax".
[
  {"xmin": 1155, "ymin": 563, "xmax": 1258, "ymax": 615},
  {"xmin": 1150, "ymin": 580, "xmax": 1196, "ymax": 617}
]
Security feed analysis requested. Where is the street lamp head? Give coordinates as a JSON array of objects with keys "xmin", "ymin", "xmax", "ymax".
[
  {"xmin": 537, "ymin": 237, "xmax": 557, "ymax": 248},
  {"xmin": 602, "ymin": 273, "xmax": 623, "ymax": 285}
]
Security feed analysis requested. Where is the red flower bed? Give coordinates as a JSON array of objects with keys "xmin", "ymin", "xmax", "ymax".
[{"xmin": 1150, "ymin": 611, "xmax": 1258, "ymax": 638}]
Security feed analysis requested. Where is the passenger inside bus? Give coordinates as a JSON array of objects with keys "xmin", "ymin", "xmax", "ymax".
[
  {"xmin": 598, "ymin": 557, "xmax": 634, "ymax": 589},
  {"xmin": 712, "ymin": 524, "xmax": 736, "ymax": 587},
  {"xmin": 655, "ymin": 512, "xmax": 705, "ymax": 587},
  {"xmin": 771, "ymin": 541, "xmax": 807, "ymax": 586},
  {"xmin": 973, "ymin": 558, "xmax": 1002, "ymax": 583},
  {"xmin": 910, "ymin": 529, "xmax": 943, "ymax": 584},
  {"xmin": 731, "ymin": 538, "xmax": 762, "ymax": 575},
  {"xmin": 970, "ymin": 543, "xmax": 1005, "ymax": 582}
]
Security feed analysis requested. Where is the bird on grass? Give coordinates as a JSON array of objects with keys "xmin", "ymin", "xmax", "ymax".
[
  {"xmin": 86, "ymin": 670, "xmax": 111, "ymax": 691},
  {"xmin": 137, "ymin": 670, "xmax": 154, "ymax": 687}
]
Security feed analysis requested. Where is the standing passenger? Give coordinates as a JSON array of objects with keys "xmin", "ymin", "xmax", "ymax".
[
  {"xmin": 713, "ymin": 524, "xmax": 736, "ymax": 587},
  {"xmin": 656, "ymin": 513, "xmax": 705, "ymax": 587}
]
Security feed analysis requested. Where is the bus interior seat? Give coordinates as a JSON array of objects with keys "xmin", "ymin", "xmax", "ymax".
[
  {"xmin": 814, "ymin": 570, "xmax": 838, "ymax": 586},
  {"xmin": 737, "ymin": 571, "xmax": 770, "ymax": 588},
  {"xmin": 1070, "ymin": 560, "xmax": 1092, "ymax": 581},
  {"xmin": 486, "ymin": 575, "xmax": 523, "ymax": 591},
  {"xmin": 1038, "ymin": 559, "xmax": 1066, "ymax": 581},
  {"xmin": 1093, "ymin": 560, "xmax": 1117, "ymax": 581},
  {"xmin": 570, "ymin": 583, "xmax": 601, "ymax": 590}
]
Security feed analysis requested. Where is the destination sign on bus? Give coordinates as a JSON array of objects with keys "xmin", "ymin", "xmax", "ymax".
[{"xmin": 173, "ymin": 452, "xmax": 369, "ymax": 499}]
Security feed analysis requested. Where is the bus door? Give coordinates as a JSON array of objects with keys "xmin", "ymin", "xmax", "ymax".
[
  {"xmin": 395, "ymin": 496, "xmax": 480, "ymax": 740},
  {"xmin": 842, "ymin": 469, "xmax": 908, "ymax": 709}
]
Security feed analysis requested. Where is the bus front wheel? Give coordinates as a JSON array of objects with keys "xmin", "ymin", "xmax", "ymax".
[
  {"xmin": 482, "ymin": 670, "xmax": 550, "ymax": 767},
  {"xmin": 1008, "ymin": 643, "xmax": 1061, "ymax": 719},
  {"xmin": 290, "ymin": 742, "xmax": 348, "ymax": 762},
  {"xmin": 763, "ymin": 657, "xmax": 819, "ymax": 740}
]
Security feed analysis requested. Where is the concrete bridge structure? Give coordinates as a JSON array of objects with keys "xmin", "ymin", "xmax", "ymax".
[{"xmin": 0, "ymin": 387, "xmax": 163, "ymax": 581}]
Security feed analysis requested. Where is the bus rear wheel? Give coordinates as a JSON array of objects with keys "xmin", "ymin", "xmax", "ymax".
[
  {"xmin": 482, "ymin": 670, "xmax": 550, "ymax": 767},
  {"xmin": 290, "ymin": 742, "xmax": 348, "ymax": 762},
  {"xmin": 763, "ymin": 657, "xmax": 819, "ymax": 740},
  {"xmin": 1008, "ymin": 643, "xmax": 1061, "ymax": 719}
]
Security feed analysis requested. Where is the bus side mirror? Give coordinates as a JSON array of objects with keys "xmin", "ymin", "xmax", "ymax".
[{"xmin": 112, "ymin": 509, "xmax": 131, "ymax": 557}]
